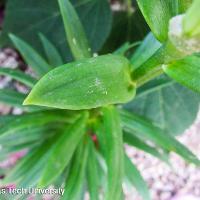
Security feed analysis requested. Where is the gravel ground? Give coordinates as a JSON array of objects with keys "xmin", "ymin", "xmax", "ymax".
[
  {"xmin": 1, "ymin": 48, "xmax": 200, "ymax": 200},
  {"xmin": 126, "ymin": 112, "xmax": 200, "ymax": 200}
]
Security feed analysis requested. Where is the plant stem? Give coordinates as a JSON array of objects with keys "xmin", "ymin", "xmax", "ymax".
[{"xmin": 131, "ymin": 40, "xmax": 186, "ymax": 87}]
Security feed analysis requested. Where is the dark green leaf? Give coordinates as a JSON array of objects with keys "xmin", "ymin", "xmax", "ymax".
[
  {"xmin": 163, "ymin": 56, "xmax": 200, "ymax": 94},
  {"xmin": 101, "ymin": 9, "xmax": 149, "ymax": 54},
  {"xmin": 58, "ymin": 0, "xmax": 91, "ymax": 60},
  {"xmin": 9, "ymin": 34, "xmax": 52, "ymax": 76},
  {"xmin": 0, "ymin": 68, "xmax": 37, "ymax": 87},
  {"xmin": 38, "ymin": 112, "xmax": 88, "ymax": 187},
  {"xmin": 103, "ymin": 106, "xmax": 124, "ymax": 200},
  {"xmin": 1, "ymin": 0, "xmax": 112, "ymax": 61},
  {"xmin": 39, "ymin": 33, "xmax": 63, "ymax": 67},
  {"xmin": 120, "ymin": 109, "xmax": 200, "ymax": 166},
  {"xmin": 0, "ymin": 88, "xmax": 26, "ymax": 107},
  {"xmin": 62, "ymin": 138, "xmax": 89, "ymax": 200},
  {"xmin": 136, "ymin": 0, "xmax": 192, "ymax": 42},
  {"xmin": 24, "ymin": 55, "xmax": 135, "ymax": 110},
  {"xmin": 125, "ymin": 75, "xmax": 200, "ymax": 135},
  {"xmin": 125, "ymin": 155, "xmax": 150, "ymax": 200}
]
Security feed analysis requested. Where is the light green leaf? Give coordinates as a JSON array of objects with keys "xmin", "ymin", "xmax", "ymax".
[
  {"xmin": 103, "ymin": 106, "xmax": 124, "ymax": 200},
  {"xmin": 163, "ymin": 56, "xmax": 200, "ymax": 94},
  {"xmin": 24, "ymin": 55, "xmax": 135, "ymax": 110},
  {"xmin": 125, "ymin": 75, "xmax": 200, "ymax": 135},
  {"xmin": 0, "ymin": 89, "xmax": 49, "ymax": 111},
  {"xmin": 183, "ymin": 0, "xmax": 200, "ymax": 37},
  {"xmin": 0, "ymin": 68, "xmax": 37, "ymax": 87},
  {"xmin": 130, "ymin": 32, "xmax": 161, "ymax": 69},
  {"xmin": 9, "ymin": 34, "xmax": 52, "ymax": 76},
  {"xmin": 38, "ymin": 112, "xmax": 88, "ymax": 187},
  {"xmin": 39, "ymin": 33, "xmax": 63, "ymax": 67},
  {"xmin": 125, "ymin": 155, "xmax": 150, "ymax": 200},
  {"xmin": 0, "ymin": 88, "xmax": 26, "ymax": 107},
  {"xmin": 87, "ymin": 139, "xmax": 100, "ymax": 200},
  {"xmin": 58, "ymin": 0, "xmax": 91, "ymax": 60},
  {"xmin": 120, "ymin": 109, "xmax": 200, "ymax": 166},
  {"xmin": 62, "ymin": 138, "xmax": 89, "ymax": 200},
  {"xmin": 124, "ymin": 131, "xmax": 169, "ymax": 164},
  {"xmin": 136, "ymin": 0, "xmax": 192, "ymax": 42}
]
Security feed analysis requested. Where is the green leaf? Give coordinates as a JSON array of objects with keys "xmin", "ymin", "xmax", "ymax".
[
  {"xmin": 39, "ymin": 33, "xmax": 63, "ymax": 67},
  {"xmin": 0, "ymin": 125, "xmax": 62, "ymax": 147},
  {"xmin": 183, "ymin": 0, "xmax": 200, "ymax": 37},
  {"xmin": 101, "ymin": 8, "xmax": 149, "ymax": 54},
  {"xmin": 136, "ymin": 0, "xmax": 192, "ymax": 42},
  {"xmin": 114, "ymin": 41, "xmax": 141, "ymax": 56},
  {"xmin": 24, "ymin": 55, "xmax": 135, "ymax": 110},
  {"xmin": 62, "ymin": 138, "xmax": 89, "ymax": 200},
  {"xmin": 103, "ymin": 106, "xmax": 124, "ymax": 200},
  {"xmin": 38, "ymin": 112, "xmax": 88, "ymax": 187},
  {"xmin": 58, "ymin": 0, "xmax": 91, "ymax": 60},
  {"xmin": 125, "ymin": 155, "xmax": 150, "ymax": 200},
  {"xmin": 0, "ymin": 68, "xmax": 37, "ymax": 87},
  {"xmin": 130, "ymin": 32, "xmax": 162, "ymax": 69},
  {"xmin": 120, "ymin": 109, "xmax": 200, "ymax": 166},
  {"xmin": 0, "ymin": 88, "xmax": 26, "ymax": 107},
  {"xmin": 123, "ymin": 131, "xmax": 169, "ymax": 164},
  {"xmin": 0, "ymin": 110, "xmax": 76, "ymax": 136},
  {"xmin": 1, "ymin": 0, "xmax": 112, "ymax": 61},
  {"xmin": 3, "ymin": 138, "xmax": 56, "ymax": 187},
  {"xmin": 0, "ymin": 142, "xmax": 40, "ymax": 161},
  {"xmin": 9, "ymin": 34, "xmax": 52, "ymax": 76},
  {"xmin": 87, "ymin": 139, "xmax": 100, "ymax": 200},
  {"xmin": 163, "ymin": 56, "xmax": 200, "ymax": 94},
  {"xmin": 125, "ymin": 75, "xmax": 200, "ymax": 135}
]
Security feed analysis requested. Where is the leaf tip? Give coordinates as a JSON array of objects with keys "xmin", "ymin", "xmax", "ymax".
[{"xmin": 23, "ymin": 94, "xmax": 33, "ymax": 106}]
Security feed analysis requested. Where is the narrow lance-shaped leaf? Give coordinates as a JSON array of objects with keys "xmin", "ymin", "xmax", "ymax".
[
  {"xmin": 125, "ymin": 155, "xmax": 150, "ymax": 200},
  {"xmin": 58, "ymin": 0, "xmax": 92, "ymax": 60},
  {"xmin": 0, "ymin": 125, "xmax": 63, "ymax": 147},
  {"xmin": 0, "ymin": 110, "xmax": 77, "ymax": 136},
  {"xmin": 183, "ymin": 0, "xmax": 200, "ymax": 37},
  {"xmin": 3, "ymin": 138, "xmax": 55, "ymax": 185},
  {"xmin": 163, "ymin": 56, "xmax": 200, "ymax": 94},
  {"xmin": 123, "ymin": 131, "xmax": 169, "ymax": 164},
  {"xmin": 120, "ymin": 109, "xmax": 200, "ymax": 166},
  {"xmin": 103, "ymin": 106, "xmax": 124, "ymax": 200},
  {"xmin": 39, "ymin": 33, "xmax": 63, "ymax": 67},
  {"xmin": 0, "ymin": 68, "xmax": 37, "ymax": 87},
  {"xmin": 87, "ymin": 139, "xmax": 100, "ymax": 200},
  {"xmin": 61, "ymin": 139, "xmax": 89, "ymax": 200},
  {"xmin": 0, "ymin": 88, "xmax": 26, "ymax": 107},
  {"xmin": 130, "ymin": 32, "xmax": 161, "ymax": 69},
  {"xmin": 38, "ymin": 112, "xmax": 88, "ymax": 187},
  {"xmin": 24, "ymin": 55, "xmax": 136, "ymax": 110},
  {"xmin": 9, "ymin": 34, "xmax": 52, "ymax": 76}
]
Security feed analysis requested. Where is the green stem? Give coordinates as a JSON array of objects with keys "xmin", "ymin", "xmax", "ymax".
[{"xmin": 131, "ymin": 41, "xmax": 186, "ymax": 87}]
